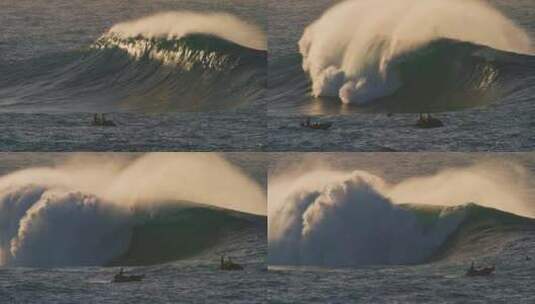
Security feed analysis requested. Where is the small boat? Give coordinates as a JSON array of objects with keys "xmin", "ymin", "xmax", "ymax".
[
  {"xmin": 300, "ymin": 121, "xmax": 332, "ymax": 130},
  {"xmin": 92, "ymin": 113, "xmax": 117, "ymax": 127},
  {"xmin": 466, "ymin": 265, "xmax": 495, "ymax": 277},
  {"xmin": 220, "ymin": 255, "xmax": 244, "ymax": 271},
  {"xmin": 112, "ymin": 274, "xmax": 145, "ymax": 283},
  {"xmin": 415, "ymin": 114, "xmax": 443, "ymax": 129}
]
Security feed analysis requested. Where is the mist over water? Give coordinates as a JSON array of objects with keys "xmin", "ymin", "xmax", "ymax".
[
  {"xmin": 0, "ymin": 153, "xmax": 265, "ymax": 267},
  {"xmin": 269, "ymin": 160, "xmax": 535, "ymax": 267},
  {"xmin": 108, "ymin": 11, "xmax": 267, "ymax": 51},
  {"xmin": 299, "ymin": 0, "xmax": 532, "ymax": 105},
  {"xmin": 267, "ymin": 0, "xmax": 535, "ymax": 152},
  {"xmin": 0, "ymin": 9, "xmax": 267, "ymax": 113}
]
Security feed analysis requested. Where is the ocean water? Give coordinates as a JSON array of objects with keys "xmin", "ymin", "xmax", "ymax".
[
  {"xmin": 267, "ymin": 152, "xmax": 535, "ymax": 303},
  {"xmin": 267, "ymin": 0, "xmax": 535, "ymax": 151},
  {"xmin": 0, "ymin": 152, "xmax": 267, "ymax": 303},
  {"xmin": 1, "ymin": 228, "xmax": 267, "ymax": 304},
  {"xmin": 267, "ymin": 257, "xmax": 535, "ymax": 304},
  {"xmin": 0, "ymin": 0, "xmax": 267, "ymax": 151}
]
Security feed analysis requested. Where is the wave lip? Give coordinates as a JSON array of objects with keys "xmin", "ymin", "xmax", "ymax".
[
  {"xmin": 108, "ymin": 11, "xmax": 267, "ymax": 51},
  {"xmin": 0, "ymin": 153, "xmax": 266, "ymax": 267},
  {"xmin": 299, "ymin": 0, "xmax": 532, "ymax": 109},
  {"xmin": 0, "ymin": 11, "xmax": 267, "ymax": 112},
  {"xmin": 93, "ymin": 33, "xmax": 266, "ymax": 70}
]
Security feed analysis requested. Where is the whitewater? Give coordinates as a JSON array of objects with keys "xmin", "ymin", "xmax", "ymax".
[
  {"xmin": 269, "ymin": 152, "xmax": 535, "ymax": 266},
  {"xmin": 0, "ymin": 152, "xmax": 267, "ymax": 303},
  {"xmin": 299, "ymin": 0, "xmax": 531, "ymax": 105},
  {"xmin": 267, "ymin": 0, "xmax": 535, "ymax": 152},
  {"xmin": 0, "ymin": 153, "xmax": 265, "ymax": 267},
  {"xmin": 266, "ymin": 152, "xmax": 535, "ymax": 303}
]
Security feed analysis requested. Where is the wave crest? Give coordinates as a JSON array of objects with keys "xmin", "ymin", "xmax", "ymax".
[
  {"xmin": 269, "ymin": 164, "xmax": 535, "ymax": 266},
  {"xmin": 300, "ymin": 0, "xmax": 532, "ymax": 107},
  {"xmin": 0, "ymin": 11, "xmax": 267, "ymax": 112},
  {"xmin": 108, "ymin": 11, "xmax": 267, "ymax": 51},
  {"xmin": 0, "ymin": 153, "xmax": 266, "ymax": 267}
]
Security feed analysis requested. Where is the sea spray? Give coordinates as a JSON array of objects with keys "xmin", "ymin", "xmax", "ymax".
[
  {"xmin": 0, "ymin": 153, "xmax": 266, "ymax": 267},
  {"xmin": 269, "ymin": 162, "xmax": 534, "ymax": 266},
  {"xmin": 300, "ymin": 0, "xmax": 532, "ymax": 105},
  {"xmin": 269, "ymin": 171, "xmax": 463, "ymax": 266},
  {"xmin": 0, "ymin": 11, "xmax": 267, "ymax": 112},
  {"xmin": 108, "ymin": 11, "xmax": 267, "ymax": 51}
]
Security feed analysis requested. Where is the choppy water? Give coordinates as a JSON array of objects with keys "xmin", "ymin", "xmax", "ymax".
[
  {"xmin": 267, "ymin": 254, "xmax": 535, "ymax": 304},
  {"xmin": 0, "ymin": 112, "xmax": 266, "ymax": 151},
  {"xmin": 0, "ymin": 229, "xmax": 267, "ymax": 304}
]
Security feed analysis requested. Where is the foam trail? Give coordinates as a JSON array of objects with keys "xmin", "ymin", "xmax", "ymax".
[
  {"xmin": 269, "ymin": 163, "xmax": 534, "ymax": 266},
  {"xmin": 109, "ymin": 11, "xmax": 267, "ymax": 51},
  {"xmin": 300, "ymin": 0, "xmax": 532, "ymax": 104},
  {"xmin": 0, "ymin": 153, "xmax": 266, "ymax": 266}
]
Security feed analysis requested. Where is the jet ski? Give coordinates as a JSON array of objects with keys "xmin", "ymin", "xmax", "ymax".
[
  {"xmin": 220, "ymin": 255, "xmax": 244, "ymax": 271},
  {"xmin": 112, "ymin": 274, "xmax": 145, "ymax": 283},
  {"xmin": 415, "ymin": 114, "xmax": 443, "ymax": 129},
  {"xmin": 92, "ymin": 114, "xmax": 117, "ymax": 127},
  {"xmin": 466, "ymin": 265, "xmax": 495, "ymax": 277},
  {"xmin": 300, "ymin": 118, "xmax": 332, "ymax": 130}
]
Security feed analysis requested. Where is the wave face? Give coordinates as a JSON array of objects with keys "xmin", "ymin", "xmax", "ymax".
[
  {"xmin": 268, "ymin": 170, "xmax": 535, "ymax": 267},
  {"xmin": 0, "ymin": 153, "xmax": 266, "ymax": 267},
  {"xmin": 0, "ymin": 12, "xmax": 267, "ymax": 112},
  {"xmin": 288, "ymin": 0, "xmax": 534, "ymax": 112}
]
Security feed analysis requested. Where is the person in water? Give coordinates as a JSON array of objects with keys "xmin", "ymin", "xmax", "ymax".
[{"xmin": 114, "ymin": 267, "xmax": 124, "ymax": 280}]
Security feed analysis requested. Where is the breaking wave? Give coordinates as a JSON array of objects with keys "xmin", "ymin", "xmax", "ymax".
[
  {"xmin": 268, "ymin": 167, "xmax": 535, "ymax": 267},
  {"xmin": 0, "ymin": 12, "xmax": 267, "ymax": 112},
  {"xmin": 272, "ymin": 0, "xmax": 535, "ymax": 113},
  {"xmin": 0, "ymin": 153, "xmax": 266, "ymax": 267}
]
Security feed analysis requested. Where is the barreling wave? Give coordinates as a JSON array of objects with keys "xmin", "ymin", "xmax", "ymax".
[
  {"xmin": 0, "ymin": 153, "xmax": 266, "ymax": 267},
  {"xmin": 268, "ymin": 169, "xmax": 535, "ymax": 267},
  {"xmin": 411, "ymin": 203, "xmax": 535, "ymax": 263},
  {"xmin": 0, "ymin": 11, "xmax": 267, "ymax": 112},
  {"xmin": 272, "ymin": 0, "xmax": 535, "ymax": 113}
]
